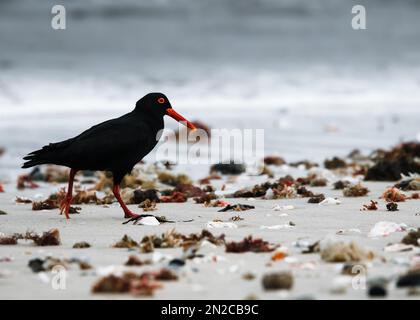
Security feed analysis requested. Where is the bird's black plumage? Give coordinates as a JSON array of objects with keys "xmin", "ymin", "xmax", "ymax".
[
  {"xmin": 23, "ymin": 93, "xmax": 168, "ymax": 184},
  {"xmin": 22, "ymin": 92, "xmax": 195, "ymax": 220}
]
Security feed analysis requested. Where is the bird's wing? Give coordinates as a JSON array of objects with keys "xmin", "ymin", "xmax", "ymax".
[
  {"xmin": 23, "ymin": 113, "xmax": 156, "ymax": 170},
  {"xmin": 57, "ymin": 115, "xmax": 154, "ymax": 167}
]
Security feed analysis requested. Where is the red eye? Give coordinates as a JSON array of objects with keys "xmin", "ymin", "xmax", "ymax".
[{"xmin": 158, "ymin": 97, "xmax": 165, "ymax": 104}]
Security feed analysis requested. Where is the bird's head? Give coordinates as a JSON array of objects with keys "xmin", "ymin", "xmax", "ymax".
[{"xmin": 135, "ymin": 93, "xmax": 196, "ymax": 130}]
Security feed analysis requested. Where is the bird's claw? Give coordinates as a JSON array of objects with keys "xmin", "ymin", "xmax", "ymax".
[{"xmin": 59, "ymin": 197, "xmax": 72, "ymax": 219}]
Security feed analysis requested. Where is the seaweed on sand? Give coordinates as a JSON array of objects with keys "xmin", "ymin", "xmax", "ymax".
[{"xmin": 225, "ymin": 236, "xmax": 276, "ymax": 253}]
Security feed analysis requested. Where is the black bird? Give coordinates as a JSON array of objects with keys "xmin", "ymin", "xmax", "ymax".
[{"xmin": 22, "ymin": 93, "xmax": 196, "ymax": 219}]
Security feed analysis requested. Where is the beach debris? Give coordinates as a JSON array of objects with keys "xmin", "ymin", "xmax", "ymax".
[
  {"xmin": 199, "ymin": 174, "xmax": 222, "ymax": 185},
  {"xmin": 218, "ymin": 204, "xmax": 254, "ymax": 212},
  {"xmin": 28, "ymin": 256, "xmax": 91, "ymax": 273},
  {"xmin": 27, "ymin": 166, "xmax": 71, "ymax": 184},
  {"xmin": 301, "ymin": 241, "xmax": 320, "ymax": 254},
  {"xmin": 333, "ymin": 180, "xmax": 351, "ymax": 190},
  {"xmin": 125, "ymin": 255, "xmax": 152, "ymax": 266},
  {"xmin": 173, "ymin": 183, "xmax": 205, "ymax": 198},
  {"xmin": 262, "ymin": 272, "xmax": 293, "ymax": 290},
  {"xmin": 138, "ymin": 199, "xmax": 157, "ymax": 212},
  {"xmin": 233, "ymin": 176, "xmax": 297, "ymax": 199},
  {"xmin": 233, "ymin": 189, "xmax": 260, "ymax": 198},
  {"xmin": 386, "ymin": 202, "xmax": 399, "ymax": 211},
  {"xmin": 341, "ymin": 262, "xmax": 367, "ymax": 276},
  {"xmin": 132, "ymin": 216, "xmax": 160, "ymax": 226},
  {"xmin": 362, "ymin": 200, "xmax": 378, "ymax": 211},
  {"xmin": 381, "ymin": 187, "xmax": 406, "ymax": 202},
  {"xmin": 401, "ymin": 228, "xmax": 420, "ymax": 246},
  {"xmin": 264, "ymin": 156, "xmax": 286, "ymax": 166},
  {"xmin": 122, "ymin": 214, "xmax": 178, "ymax": 225},
  {"xmin": 336, "ymin": 228, "xmax": 362, "ymax": 235},
  {"xmin": 225, "ymin": 236, "xmax": 276, "ymax": 253},
  {"xmin": 230, "ymin": 215, "xmax": 244, "ymax": 221},
  {"xmin": 158, "ymin": 172, "xmax": 191, "ymax": 187},
  {"xmin": 365, "ymin": 142, "xmax": 420, "ymax": 181},
  {"xmin": 394, "ymin": 177, "xmax": 420, "ymax": 191},
  {"xmin": 32, "ymin": 199, "xmax": 58, "ymax": 210},
  {"xmin": 367, "ymin": 277, "xmax": 388, "ymax": 297},
  {"xmin": 168, "ymin": 258, "xmax": 185, "ymax": 268},
  {"xmin": 92, "ymin": 269, "xmax": 176, "ymax": 296},
  {"xmin": 29, "ymin": 229, "xmax": 61, "ymax": 246},
  {"xmin": 271, "ymin": 247, "xmax": 288, "ymax": 261},
  {"xmin": 133, "ymin": 189, "xmax": 160, "ymax": 204},
  {"xmin": 290, "ymin": 160, "xmax": 318, "ymax": 170},
  {"xmin": 0, "ymin": 209, "xmax": 7, "ymax": 215},
  {"xmin": 343, "ymin": 184, "xmax": 369, "ymax": 197},
  {"xmin": 260, "ymin": 222, "xmax": 295, "ymax": 230},
  {"xmin": 194, "ymin": 193, "xmax": 218, "ymax": 204},
  {"xmin": 396, "ymin": 271, "xmax": 420, "ymax": 289},
  {"xmin": 309, "ymin": 178, "xmax": 327, "ymax": 187},
  {"xmin": 17, "ymin": 173, "xmax": 39, "ymax": 190},
  {"xmin": 73, "ymin": 190, "xmax": 100, "ymax": 204},
  {"xmin": 308, "ymin": 194, "xmax": 326, "ymax": 203},
  {"xmin": 368, "ymin": 221, "xmax": 407, "ymax": 238},
  {"xmin": 0, "ymin": 256, "xmax": 12, "ymax": 263},
  {"xmin": 0, "ymin": 184, "xmax": 4, "ymax": 193},
  {"xmin": 0, "ymin": 229, "xmax": 62, "ymax": 247},
  {"xmin": 113, "ymin": 235, "xmax": 138, "ymax": 248},
  {"xmin": 242, "ymin": 273, "xmax": 256, "ymax": 281},
  {"xmin": 140, "ymin": 229, "xmax": 225, "ymax": 253},
  {"xmin": 32, "ymin": 188, "xmax": 108, "ymax": 211},
  {"xmin": 264, "ymin": 188, "xmax": 275, "ymax": 199},
  {"xmin": 0, "ymin": 234, "xmax": 18, "ymax": 245},
  {"xmin": 272, "ymin": 204, "xmax": 295, "ymax": 211},
  {"xmin": 324, "ymin": 157, "xmax": 347, "ymax": 169},
  {"xmin": 154, "ymin": 268, "xmax": 179, "ymax": 281},
  {"xmin": 320, "ymin": 240, "xmax": 374, "ymax": 262},
  {"xmin": 206, "ymin": 221, "xmax": 238, "ymax": 229},
  {"xmin": 384, "ymin": 243, "xmax": 414, "ymax": 252},
  {"xmin": 204, "ymin": 199, "xmax": 230, "ymax": 207},
  {"xmin": 319, "ymin": 197, "xmax": 341, "ymax": 205},
  {"xmin": 73, "ymin": 241, "xmax": 91, "ymax": 249},
  {"xmin": 15, "ymin": 196, "xmax": 32, "ymax": 204},
  {"xmin": 210, "ymin": 162, "xmax": 246, "ymax": 175},
  {"xmin": 160, "ymin": 191, "xmax": 187, "ymax": 203}
]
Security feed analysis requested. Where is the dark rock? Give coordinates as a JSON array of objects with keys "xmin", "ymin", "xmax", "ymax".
[
  {"xmin": 396, "ymin": 272, "xmax": 420, "ymax": 288},
  {"xmin": 386, "ymin": 202, "xmax": 399, "ymax": 211},
  {"xmin": 133, "ymin": 189, "xmax": 160, "ymax": 204},
  {"xmin": 262, "ymin": 272, "xmax": 293, "ymax": 290},
  {"xmin": 324, "ymin": 157, "xmax": 347, "ymax": 169},
  {"xmin": 401, "ymin": 228, "xmax": 420, "ymax": 246},
  {"xmin": 210, "ymin": 162, "xmax": 246, "ymax": 175}
]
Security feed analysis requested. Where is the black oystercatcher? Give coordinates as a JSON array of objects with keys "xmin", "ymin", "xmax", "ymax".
[{"xmin": 22, "ymin": 93, "xmax": 196, "ymax": 219}]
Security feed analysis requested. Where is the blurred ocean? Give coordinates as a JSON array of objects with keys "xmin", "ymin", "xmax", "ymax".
[{"xmin": 0, "ymin": 0, "xmax": 420, "ymax": 180}]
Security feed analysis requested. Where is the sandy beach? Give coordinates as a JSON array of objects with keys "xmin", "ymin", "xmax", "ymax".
[
  {"xmin": 0, "ymin": 170, "xmax": 419, "ymax": 300},
  {"xmin": 1, "ymin": 0, "xmax": 420, "ymax": 301}
]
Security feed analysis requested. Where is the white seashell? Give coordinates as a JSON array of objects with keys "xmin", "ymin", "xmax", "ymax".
[
  {"xmin": 206, "ymin": 221, "xmax": 238, "ymax": 229},
  {"xmin": 319, "ymin": 197, "xmax": 341, "ymax": 205}
]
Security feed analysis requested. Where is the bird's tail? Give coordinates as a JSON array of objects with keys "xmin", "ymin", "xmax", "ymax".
[{"xmin": 22, "ymin": 146, "xmax": 54, "ymax": 168}]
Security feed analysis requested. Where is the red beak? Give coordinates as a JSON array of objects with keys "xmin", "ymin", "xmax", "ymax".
[{"xmin": 166, "ymin": 108, "xmax": 196, "ymax": 130}]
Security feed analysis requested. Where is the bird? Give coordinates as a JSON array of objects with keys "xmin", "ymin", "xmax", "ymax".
[{"xmin": 22, "ymin": 93, "xmax": 196, "ymax": 220}]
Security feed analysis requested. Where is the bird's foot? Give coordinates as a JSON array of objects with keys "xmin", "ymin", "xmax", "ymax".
[{"xmin": 59, "ymin": 196, "xmax": 72, "ymax": 219}]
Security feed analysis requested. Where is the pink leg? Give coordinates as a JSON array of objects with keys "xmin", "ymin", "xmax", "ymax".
[
  {"xmin": 112, "ymin": 184, "xmax": 142, "ymax": 219},
  {"xmin": 60, "ymin": 169, "xmax": 77, "ymax": 219}
]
